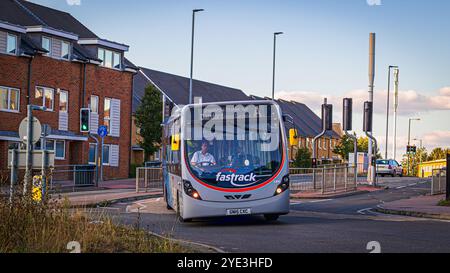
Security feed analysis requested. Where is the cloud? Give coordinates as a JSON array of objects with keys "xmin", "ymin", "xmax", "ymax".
[
  {"xmin": 276, "ymin": 87, "xmax": 450, "ymax": 116},
  {"xmin": 66, "ymin": 0, "xmax": 81, "ymax": 6}
]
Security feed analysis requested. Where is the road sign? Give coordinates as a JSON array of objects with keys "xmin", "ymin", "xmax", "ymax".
[
  {"xmin": 98, "ymin": 125, "xmax": 108, "ymax": 138},
  {"xmin": 18, "ymin": 117, "xmax": 41, "ymax": 144},
  {"xmin": 407, "ymin": 145, "xmax": 417, "ymax": 154},
  {"xmin": 8, "ymin": 150, "xmax": 55, "ymax": 168}
]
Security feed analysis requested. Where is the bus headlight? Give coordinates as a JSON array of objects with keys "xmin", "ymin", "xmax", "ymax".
[
  {"xmin": 274, "ymin": 175, "xmax": 289, "ymax": 196},
  {"xmin": 183, "ymin": 180, "xmax": 202, "ymax": 200}
]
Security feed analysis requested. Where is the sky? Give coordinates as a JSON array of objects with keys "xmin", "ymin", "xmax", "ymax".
[{"xmin": 29, "ymin": 0, "xmax": 450, "ymax": 160}]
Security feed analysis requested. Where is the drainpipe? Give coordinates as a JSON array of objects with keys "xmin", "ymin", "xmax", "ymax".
[
  {"xmin": 82, "ymin": 62, "xmax": 87, "ymax": 108},
  {"xmin": 27, "ymin": 56, "xmax": 34, "ymax": 104}
]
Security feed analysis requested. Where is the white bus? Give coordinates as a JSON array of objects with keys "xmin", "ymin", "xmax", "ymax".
[{"xmin": 162, "ymin": 100, "xmax": 291, "ymax": 222}]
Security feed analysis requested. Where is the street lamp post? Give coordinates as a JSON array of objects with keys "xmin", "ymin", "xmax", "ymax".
[
  {"xmin": 407, "ymin": 118, "xmax": 420, "ymax": 176},
  {"xmin": 385, "ymin": 65, "xmax": 398, "ymax": 159},
  {"xmin": 188, "ymin": 9, "xmax": 204, "ymax": 105},
  {"xmin": 272, "ymin": 32, "xmax": 283, "ymax": 100}
]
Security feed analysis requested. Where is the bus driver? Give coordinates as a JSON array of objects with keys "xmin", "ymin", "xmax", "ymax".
[{"xmin": 191, "ymin": 141, "xmax": 216, "ymax": 167}]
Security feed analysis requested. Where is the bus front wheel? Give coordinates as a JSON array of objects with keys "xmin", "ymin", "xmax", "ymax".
[{"xmin": 264, "ymin": 214, "xmax": 280, "ymax": 222}]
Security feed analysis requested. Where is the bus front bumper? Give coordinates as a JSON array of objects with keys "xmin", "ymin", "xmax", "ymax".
[{"xmin": 182, "ymin": 191, "xmax": 290, "ymax": 219}]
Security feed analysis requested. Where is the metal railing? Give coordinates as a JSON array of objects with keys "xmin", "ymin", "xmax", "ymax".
[
  {"xmin": 136, "ymin": 167, "xmax": 163, "ymax": 193},
  {"xmin": 290, "ymin": 165, "xmax": 357, "ymax": 193},
  {"xmin": 49, "ymin": 165, "xmax": 97, "ymax": 190},
  {"xmin": 431, "ymin": 168, "xmax": 446, "ymax": 195}
]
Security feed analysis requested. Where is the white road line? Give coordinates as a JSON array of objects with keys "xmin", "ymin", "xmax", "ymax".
[
  {"xmin": 309, "ymin": 199, "xmax": 333, "ymax": 203},
  {"xmin": 396, "ymin": 186, "xmax": 407, "ymax": 189},
  {"xmin": 408, "ymin": 183, "xmax": 417, "ymax": 187},
  {"xmin": 357, "ymin": 208, "xmax": 373, "ymax": 215}
]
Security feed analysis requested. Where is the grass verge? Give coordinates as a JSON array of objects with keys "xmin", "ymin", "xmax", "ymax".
[
  {"xmin": 437, "ymin": 199, "xmax": 450, "ymax": 207},
  {"xmin": 0, "ymin": 195, "xmax": 190, "ymax": 253}
]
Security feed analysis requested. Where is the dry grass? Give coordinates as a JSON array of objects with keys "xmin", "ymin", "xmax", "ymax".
[{"xmin": 0, "ymin": 195, "xmax": 190, "ymax": 253}]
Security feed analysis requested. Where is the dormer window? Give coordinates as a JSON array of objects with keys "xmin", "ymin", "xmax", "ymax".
[
  {"xmin": 98, "ymin": 48, "xmax": 121, "ymax": 69},
  {"xmin": 6, "ymin": 34, "xmax": 17, "ymax": 55},
  {"xmin": 61, "ymin": 41, "xmax": 70, "ymax": 60}
]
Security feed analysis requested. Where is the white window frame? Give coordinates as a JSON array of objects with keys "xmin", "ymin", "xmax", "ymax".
[
  {"xmin": 90, "ymin": 95, "xmax": 99, "ymax": 114},
  {"xmin": 88, "ymin": 143, "xmax": 97, "ymax": 165},
  {"xmin": 6, "ymin": 33, "xmax": 17, "ymax": 55},
  {"xmin": 102, "ymin": 144, "xmax": 111, "ymax": 166},
  {"xmin": 0, "ymin": 86, "xmax": 20, "ymax": 113},
  {"xmin": 104, "ymin": 97, "xmax": 111, "ymax": 130},
  {"xmin": 98, "ymin": 48, "xmax": 121, "ymax": 70},
  {"xmin": 61, "ymin": 41, "xmax": 70, "ymax": 60},
  {"xmin": 42, "ymin": 36, "xmax": 52, "ymax": 56},
  {"xmin": 59, "ymin": 90, "xmax": 68, "ymax": 113},
  {"xmin": 54, "ymin": 140, "xmax": 65, "ymax": 160},
  {"xmin": 35, "ymin": 86, "xmax": 54, "ymax": 111}
]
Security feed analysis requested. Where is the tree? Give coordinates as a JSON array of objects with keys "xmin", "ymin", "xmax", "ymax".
[
  {"xmin": 134, "ymin": 84, "xmax": 163, "ymax": 160},
  {"xmin": 292, "ymin": 147, "xmax": 312, "ymax": 168},
  {"xmin": 333, "ymin": 134, "xmax": 355, "ymax": 161},
  {"xmin": 402, "ymin": 147, "xmax": 428, "ymax": 177},
  {"xmin": 333, "ymin": 135, "xmax": 381, "ymax": 161},
  {"xmin": 427, "ymin": 148, "xmax": 448, "ymax": 161}
]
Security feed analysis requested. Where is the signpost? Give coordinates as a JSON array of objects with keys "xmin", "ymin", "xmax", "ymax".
[
  {"xmin": 446, "ymin": 152, "xmax": 449, "ymax": 201},
  {"xmin": 98, "ymin": 125, "xmax": 108, "ymax": 182}
]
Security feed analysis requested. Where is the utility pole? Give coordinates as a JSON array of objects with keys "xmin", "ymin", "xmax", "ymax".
[
  {"xmin": 392, "ymin": 68, "xmax": 399, "ymax": 160},
  {"xmin": 367, "ymin": 33, "xmax": 376, "ymax": 184},
  {"xmin": 385, "ymin": 65, "xmax": 398, "ymax": 159},
  {"xmin": 272, "ymin": 32, "xmax": 283, "ymax": 100},
  {"xmin": 188, "ymin": 9, "xmax": 204, "ymax": 104}
]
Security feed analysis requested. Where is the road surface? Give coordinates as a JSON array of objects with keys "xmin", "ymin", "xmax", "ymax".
[{"xmin": 100, "ymin": 177, "xmax": 450, "ymax": 253}]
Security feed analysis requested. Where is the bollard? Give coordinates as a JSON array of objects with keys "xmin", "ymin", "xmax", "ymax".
[
  {"xmin": 344, "ymin": 166, "xmax": 348, "ymax": 191},
  {"xmin": 333, "ymin": 168, "xmax": 337, "ymax": 192}
]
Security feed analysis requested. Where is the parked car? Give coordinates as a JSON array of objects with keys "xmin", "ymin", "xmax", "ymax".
[{"xmin": 376, "ymin": 159, "xmax": 403, "ymax": 177}]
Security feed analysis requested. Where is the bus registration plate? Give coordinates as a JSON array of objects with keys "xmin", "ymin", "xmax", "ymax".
[{"xmin": 226, "ymin": 208, "xmax": 251, "ymax": 216}]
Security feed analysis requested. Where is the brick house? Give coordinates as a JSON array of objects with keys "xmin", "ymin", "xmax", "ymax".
[{"xmin": 0, "ymin": 0, "xmax": 138, "ymax": 180}]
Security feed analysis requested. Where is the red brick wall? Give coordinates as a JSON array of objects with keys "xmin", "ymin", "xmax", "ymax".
[{"xmin": 0, "ymin": 54, "xmax": 133, "ymax": 180}]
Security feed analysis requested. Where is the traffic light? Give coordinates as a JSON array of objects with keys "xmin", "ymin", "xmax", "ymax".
[
  {"xmin": 321, "ymin": 104, "xmax": 333, "ymax": 131},
  {"xmin": 80, "ymin": 108, "xmax": 90, "ymax": 133},
  {"xmin": 343, "ymin": 98, "xmax": 353, "ymax": 131},
  {"xmin": 363, "ymin": 101, "xmax": 373, "ymax": 132},
  {"xmin": 407, "ymin": 145, "xmax": 417, "ymax": 154}
]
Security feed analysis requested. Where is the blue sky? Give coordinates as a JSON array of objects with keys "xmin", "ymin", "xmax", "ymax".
[{"xmin": 30, "ymin": 0, "xmax": 450, "ymax": 159}]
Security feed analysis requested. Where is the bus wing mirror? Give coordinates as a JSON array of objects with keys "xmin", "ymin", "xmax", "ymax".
[
  {"xmin": 289, "ymin": 128, "xmax": 299, "ymax": 146},
  {"xmin": 171, "ymin": 134, "xmax": 180, "ymax": 151}
]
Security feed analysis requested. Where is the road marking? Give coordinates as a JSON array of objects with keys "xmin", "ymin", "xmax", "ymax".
[
  {"xmin": 357, "ymin": 208, "xmax": 374, "ymax": 215},
  {"xmin": 309, "ymin": 199, "xmax": 333, "ymax": 203},
  {"xmin": 408, "ymin": 183, "xmax": 417, "ymax": 187},
  {"xmin": 396, "ymin": 186, "xmax": 406, "ymax": 189}
]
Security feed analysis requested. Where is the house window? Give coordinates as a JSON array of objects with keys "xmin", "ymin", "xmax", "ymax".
[
  {"xmin": 102, "ymin": 144, "xmax": 110, "ymax": 165},
  {"xmin": 55, "ymin": 140, "xmax": 65, "ymax": 159},
  {"xmin": 113, "ymin": 52, "xmax": 121, "ymax": 69},
  {"xmin": 6, "ymin": 34, "xmax": 17, "ymax": 55},
  {"xmin": 42, "ymin": 36, "xmax": 51, "ymax": 55},
  {"xmin": 90, "ymin": 95, "xmax": 98, "ymax": 114},
  {"xmin": 35, "ymin": 87, "xmax": 54, "ymax": 111},
  {"xmin": 104, "ymin": 98, "xmax": 111, "ymax": 129},
  {"xmin": 61, "ymin": 41, "xmax": 70, "ymax": 60},
  {"xmin": 98, "ymin": 48, "xmax": 121, "ymax": 69},
  {"xmin": 59, "ymin": 90, "xmax": 68, "ymax": 112},
  {"xmin": 0, "ymin": 86, "xmax": 20, "ymax": 112},
  {"xmin": 88, "ymin": 143, "xmax": 97, "ymax": 164}
]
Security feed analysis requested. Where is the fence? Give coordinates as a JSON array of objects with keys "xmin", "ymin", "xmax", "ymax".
[
  {"xmin": 136, "ymin": 167, "xmax": 163, "ymax": 193},
  {"xmin": 431, "ymin": 168, "xmax": 446, "ymax": 195},
  {"xmin": 290, "ymin": 165, "xmax": 357, "ymax": 193},
  {"xmin": 49, "ymin": 165, "xmax": 97, "ymax": 190}
]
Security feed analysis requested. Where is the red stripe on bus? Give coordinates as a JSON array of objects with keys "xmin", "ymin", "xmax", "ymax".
[{"xmin": 185, "ymin": 147, "xmax": 286, "ymax": 193}]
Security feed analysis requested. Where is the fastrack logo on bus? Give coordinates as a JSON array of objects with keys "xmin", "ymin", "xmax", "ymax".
[
  {"xmin": 172, "ymin": 97, "xmax": 280, "ymax": 152},
  {"xmin": 216, "ymin": 171, "xmax": 257, "ymax": 187}
]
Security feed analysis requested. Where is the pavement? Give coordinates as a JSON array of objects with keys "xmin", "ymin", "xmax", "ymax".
[
  {"xmin": 51, "ymin": 188, "xmax": 163, "ymax": 208},
  {"xmin": 291, "ymin": 185, "xmax": 385, "ymax": 199},
  {"xmin": 375, "ymin": 194, "xmax": 450, "ymax": 220}
]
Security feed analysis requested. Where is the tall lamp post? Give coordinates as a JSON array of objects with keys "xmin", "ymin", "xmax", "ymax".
[
  {"xmin": 385, "ymin": 65, "xmax": 398, "ymax": 159},
  {"xmin": 272, "ymin": 32, "xmax": 283, "ymax": 100},
  {"xmin": 188, "ymin": 8, "xmax": 204, "ymax": 105},
  {"xmin": 407, "ymin": 118, "xmax": 420, "ymax": 176}
]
